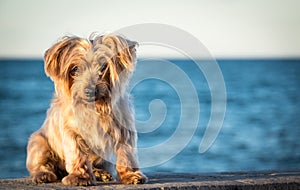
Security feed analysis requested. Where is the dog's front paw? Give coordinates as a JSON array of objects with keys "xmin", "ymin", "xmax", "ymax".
[
  {"xmin": 32, "ymin": 171, "xmax": 57, "ymax": 184},
  {"xmin": 62, "ymin": 173, "xmax": 96, "ymax": 186},
  {"xmin": 119, "ymin": 171, "xmax": 147, "ymax": 184},
  {"xmin": 93, "ymin": 168, "xmax": 113, "ymax": 182}
]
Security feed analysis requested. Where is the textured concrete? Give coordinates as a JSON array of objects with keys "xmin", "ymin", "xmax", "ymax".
[{"xmin": 0, "ymin": 170, "xmax": 299, "ymax": 189}]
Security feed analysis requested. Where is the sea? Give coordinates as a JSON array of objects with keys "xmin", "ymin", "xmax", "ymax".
[{"xmin": 0, "ymin": 59, "xmax": 299, "ymax": 179}]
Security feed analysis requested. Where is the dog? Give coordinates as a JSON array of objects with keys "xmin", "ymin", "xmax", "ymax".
[{"xmin": 26, "ymin": 34, "xmax": 147, "ymax": 186}]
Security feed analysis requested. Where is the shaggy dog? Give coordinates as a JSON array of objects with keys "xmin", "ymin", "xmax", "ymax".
[{"xmin": 26, "ymin": 34, "xmax": 147, "ymax": 186}]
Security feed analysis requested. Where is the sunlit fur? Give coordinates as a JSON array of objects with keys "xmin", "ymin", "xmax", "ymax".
[{"xmin": 26, "ymin": 34, "xmax": 147, "ymax": 186}]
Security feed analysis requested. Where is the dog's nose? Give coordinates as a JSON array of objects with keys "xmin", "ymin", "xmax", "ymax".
[{"xmin": 84, "ymin": 87, "xmax": 95, "ymax": 98}]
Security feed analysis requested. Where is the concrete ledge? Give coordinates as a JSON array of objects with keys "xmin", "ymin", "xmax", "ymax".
[{"xmin": 0, "ymin": 170, "xmax": 299, "ymax": 189}]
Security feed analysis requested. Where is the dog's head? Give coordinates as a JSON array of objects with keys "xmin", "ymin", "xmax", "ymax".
[{"xmin": 44, "ymin": 34, "xmax": 137, "ymax": 106}]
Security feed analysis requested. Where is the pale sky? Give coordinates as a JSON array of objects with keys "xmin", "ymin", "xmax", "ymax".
[{"xmin": 0, "ymin": 0, "xmax": 299, "ymax": 58}]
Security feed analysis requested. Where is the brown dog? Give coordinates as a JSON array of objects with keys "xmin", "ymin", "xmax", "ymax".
[{"xmin": 26, "ymin": 34, "xmax": 147, "ymax": 186}]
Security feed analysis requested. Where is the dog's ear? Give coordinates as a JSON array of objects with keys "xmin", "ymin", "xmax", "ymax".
[
  {"xmin": 126, "ymin": 39, "xmax": 138, "ymax": 51},
  {"xmin": 44, "ymin": 37, "xmax": 68, "ymax": 80}
]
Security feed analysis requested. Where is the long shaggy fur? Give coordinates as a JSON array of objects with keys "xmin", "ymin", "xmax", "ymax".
[{"xmin": 26, "ymin": 34, "xmax": 147, "ymax": 186}]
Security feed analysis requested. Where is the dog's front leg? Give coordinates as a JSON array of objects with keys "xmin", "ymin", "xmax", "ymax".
[
  {"xmin": 115, "ymin": 144, "xmax": 147, "ymax": 184},
  {"xmin": 61, "ymin": 129, "xmax": 96, "ymax": 186}
]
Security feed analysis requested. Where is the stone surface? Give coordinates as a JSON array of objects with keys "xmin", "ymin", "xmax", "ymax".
[{"xmin": 0, "ymin": 170, "xmax": 300, "ymax": 189}]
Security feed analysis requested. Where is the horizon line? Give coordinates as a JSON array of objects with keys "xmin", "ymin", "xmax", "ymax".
[{"xmin": 1, "ymin": 56, "xmax": 300, "ymax": 61}]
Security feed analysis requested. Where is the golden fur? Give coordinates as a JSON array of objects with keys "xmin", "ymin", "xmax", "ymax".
[{"xmin": 26, "ymin": 34, "xmax": 147, "ymax": 186}]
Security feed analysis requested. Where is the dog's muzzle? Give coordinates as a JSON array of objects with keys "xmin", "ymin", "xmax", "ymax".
[
  {"xmin": 84, "ymin": 87, "xmax": 96, "ymax": 101},
  {"xmin": 84, "ymin": 85, "xmax": 109, "ymax": 102}
]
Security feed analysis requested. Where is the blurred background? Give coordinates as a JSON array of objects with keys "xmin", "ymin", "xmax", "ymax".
[{"xmin": 0, "ymin": 0, "xmax": 299, "ymax": 178}]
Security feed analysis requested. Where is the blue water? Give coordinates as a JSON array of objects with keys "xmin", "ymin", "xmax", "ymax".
[{"xmin": 0, "ymin": 59, "xmax": 299, "ymax": 179}]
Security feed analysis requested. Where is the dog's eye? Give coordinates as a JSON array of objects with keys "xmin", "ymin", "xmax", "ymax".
[
  {"xmin": 70, "ymin": 66, "xmax": 79, "ymax": 76},
  {"xmin": 99, "ymin": 63, "xmax": 107, "ymax": 74}
]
